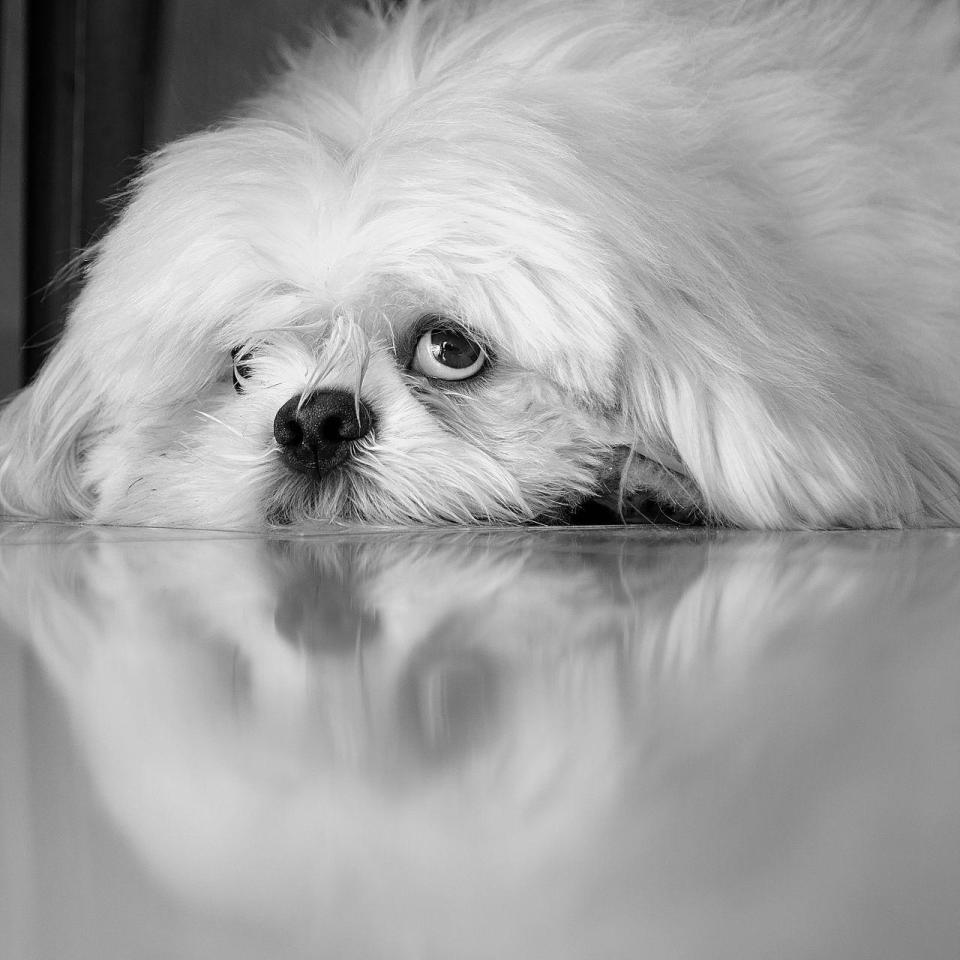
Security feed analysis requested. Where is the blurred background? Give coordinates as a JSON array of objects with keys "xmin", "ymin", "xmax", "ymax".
[{"xmin": 0, "ymin": 0, "xmax": 348, "ymax": 399}]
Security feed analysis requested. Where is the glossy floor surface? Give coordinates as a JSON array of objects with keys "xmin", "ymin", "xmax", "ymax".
[{"xmin": 1, "ymin": 522, "xmax": 959, "ymax": 960}]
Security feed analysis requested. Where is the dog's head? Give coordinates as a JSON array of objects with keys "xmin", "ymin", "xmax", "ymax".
[{"xmin": 2, "ymin": 0, "xmax": 955, "ymax": 528}]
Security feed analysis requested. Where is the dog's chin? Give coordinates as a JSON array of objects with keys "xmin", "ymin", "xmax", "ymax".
[
  {"xmin": 261, "ymin": 462, "xmax": 534, "ymax": 527},
  {"xmin": 263, "ymin": 471, "xmax": 349, "ymax": 526},
  {"xmin": 267, "ymin": 477, "xmax": 569, "ymax": 527}
]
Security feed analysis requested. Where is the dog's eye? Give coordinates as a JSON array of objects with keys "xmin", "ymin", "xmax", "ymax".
[
  {"xmin": 411, "ymin": 327, "xmax": 487, "ymax": 381},
  {"xmin": 231, "ymin": 347, "xmax": 253, "ymax": 392}
]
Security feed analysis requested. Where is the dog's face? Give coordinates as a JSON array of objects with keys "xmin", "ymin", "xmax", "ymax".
[
  {"xmin": 78, "ymin": 302, "xmax": 621, "ymax": 526},
  {"xmin": 0, "ymin": 70, "xmax": 689, "ymax": 527},
  {"xmin": 64, "ymin": 169, "xmax": 641, "ymax": 526},
  {"xmin": 2, "ymin": 0, "xmax": 958, "ymax": 528}
]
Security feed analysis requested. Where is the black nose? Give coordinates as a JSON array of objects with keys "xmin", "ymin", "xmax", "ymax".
[{"xmin": 273, "ymin": 390, "xmax": 375, "ymax": 477}]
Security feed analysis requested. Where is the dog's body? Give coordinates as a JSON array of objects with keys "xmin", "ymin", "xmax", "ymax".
[{"xmin": 2, "ymin": 0, "xmax": 959, "ymax": 528}]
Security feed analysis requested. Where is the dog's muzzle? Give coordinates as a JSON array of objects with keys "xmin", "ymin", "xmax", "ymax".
[{"xmin": 273, "ymin": 390, "xmax": 375, "ymax": 478}]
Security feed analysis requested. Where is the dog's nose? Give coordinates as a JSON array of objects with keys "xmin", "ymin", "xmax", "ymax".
[{"xmin": 273, "ymin": 390, "xmax": 375, "ymax": 477}]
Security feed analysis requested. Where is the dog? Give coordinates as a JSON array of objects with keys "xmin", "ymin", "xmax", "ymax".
[{"xmin": 2, "ymin": 0, "xmax": 959, "ymax": 529}]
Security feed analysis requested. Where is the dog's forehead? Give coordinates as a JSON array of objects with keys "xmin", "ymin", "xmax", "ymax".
[
  {"xmin": 244, "ymin": 129, "xmax": 626, "ymax": 394},
  {"xmin": 94, "ymin": 121, "xmax": 625, "ymax": 401}
]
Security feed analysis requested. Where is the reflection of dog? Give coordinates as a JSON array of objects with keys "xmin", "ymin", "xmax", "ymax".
[
  {"xmin": 2, "ymin": 0, "xmax": 960, "ymax": 528},
  {"xmin": 3, "ymin": 527, "xmax": 960, "ymax": 956},
  {"xmin": 0, "ymin": 529, "xmax": 706, "ymax": 951}
]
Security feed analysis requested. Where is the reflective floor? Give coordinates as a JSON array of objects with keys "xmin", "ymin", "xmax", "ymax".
[{"xmin": 1, "ymin": 521, "xmax": 959, "ymax": 960}]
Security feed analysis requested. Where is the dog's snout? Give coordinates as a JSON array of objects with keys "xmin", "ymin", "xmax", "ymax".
[{"xmin": 274, "ymin": 390, "xmax": 374, "ymax": 477}]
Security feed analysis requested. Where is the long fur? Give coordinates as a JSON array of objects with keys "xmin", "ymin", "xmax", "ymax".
[{"xmin": 2, "ymin": 0, "xmax": 959, "ymax": 528}]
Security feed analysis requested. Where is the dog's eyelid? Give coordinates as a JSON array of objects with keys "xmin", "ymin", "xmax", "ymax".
[
  {"xmin": 407, "ymin": 314, "xmax": 495, "ymax": 360},
  {"xmin": 410, "ymin": 312, "xmax": 481, "ymax": 340}
]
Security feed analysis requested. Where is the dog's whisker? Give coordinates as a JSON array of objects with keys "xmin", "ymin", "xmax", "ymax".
[{"xmin": 194, "ymin": 410, "xmax": 244, "ymax": 439}]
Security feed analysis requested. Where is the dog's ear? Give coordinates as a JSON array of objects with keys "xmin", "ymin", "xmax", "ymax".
[
  {"xmin": 618, "ymin": 265, "xmax": 960, "ymax": 529},
  {"xmin": 0, "ymin": 337, "xmax": 103, "ymax": 520}
]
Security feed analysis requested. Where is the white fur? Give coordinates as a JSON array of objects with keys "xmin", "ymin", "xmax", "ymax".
[{"xmin": 2, "ymin": 0, "xmax": 959, "ymax": 528}]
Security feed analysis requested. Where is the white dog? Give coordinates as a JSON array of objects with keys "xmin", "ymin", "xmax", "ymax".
[{"xmin": 1, "ymin": 0, "xmax": 959, "ymax": 528}]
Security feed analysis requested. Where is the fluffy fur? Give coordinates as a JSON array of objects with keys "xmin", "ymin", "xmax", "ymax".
[{"xmin": 2, "ymin": 0, "xmax": 960, "ymax": 528}]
